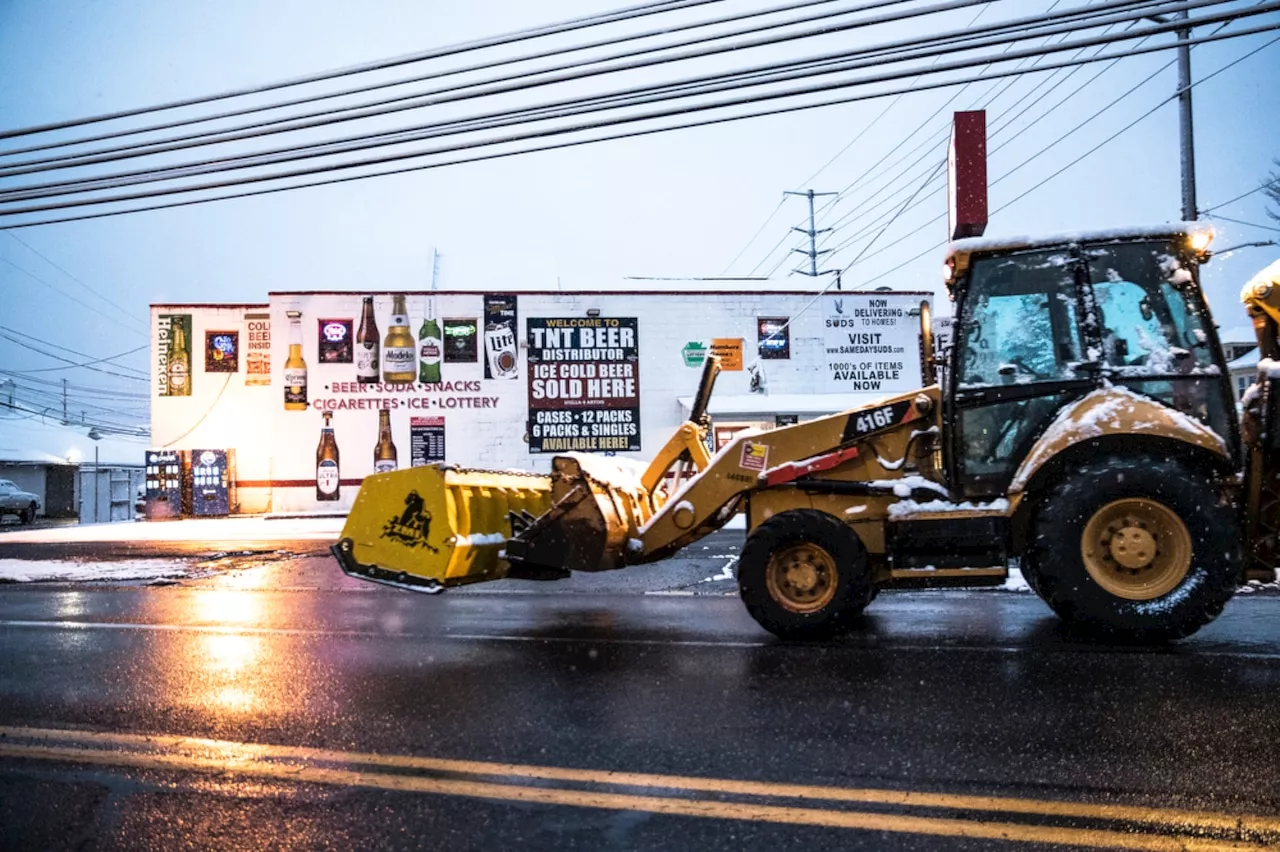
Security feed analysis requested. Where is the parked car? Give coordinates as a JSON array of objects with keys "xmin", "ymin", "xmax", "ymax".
[{"xmin": 0, "ymin": 479, "xmax": 40, "ymax": 523}]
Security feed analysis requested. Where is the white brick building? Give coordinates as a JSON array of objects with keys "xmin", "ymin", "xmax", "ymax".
[{"xmin": 150, "ymin": 289, "xmax": 931, "ymax": 514}]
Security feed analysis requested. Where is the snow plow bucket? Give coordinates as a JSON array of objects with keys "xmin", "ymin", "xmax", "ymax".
[
  {"xmin": 503, "ymin": 453, "xmax": 653, "ymax": 575},
  {"xmin": 332, "ymin": 466, "xmax": 552, "ymax": 591}
]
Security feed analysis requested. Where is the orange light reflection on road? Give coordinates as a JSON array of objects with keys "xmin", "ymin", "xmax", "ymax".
[
  {"xmin": 187, "ymin": 592, "xmax": 268, "ymax": 715},
  {"xmin": 190, "ymin": 589, "xmax": 264, "ymax": 626}
]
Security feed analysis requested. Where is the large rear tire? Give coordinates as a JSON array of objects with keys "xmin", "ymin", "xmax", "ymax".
[
  {"xmin": 738, "ymin": 509, "xmax": 873, "ymax": 640},
  {"xmin": 1024, "ymin": 457, "xmax": 1239, "ymax": 641}
]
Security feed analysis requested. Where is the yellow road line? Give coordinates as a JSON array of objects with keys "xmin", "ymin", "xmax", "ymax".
[
  {"xmin": 0, "ymin": 742, "xmax": 1267, "ymax": 852},
  {"xmin": 2, "ymin": 725, "xmax": 1275, "ymax": 836}
]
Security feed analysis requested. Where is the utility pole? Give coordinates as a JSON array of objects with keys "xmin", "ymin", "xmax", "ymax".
[
  {"xmin": 785, "ymin": 189, "xmax": 838, "ymax": 279},
  {"xmin": 62, "ymin": 378, "xmax": 68, "ymax": 424},
  {"xmin": 430, "ymin": 248, "xmax": 441, "ymax": 290},
  {"xmin": 1175, "ymin": 8, "xmax": 1197, "ymax": 221}
]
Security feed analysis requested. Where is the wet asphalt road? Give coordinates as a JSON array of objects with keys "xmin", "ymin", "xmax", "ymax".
[{"xmin": 3, "ymin": 566, "xmax": 1280, "ymax": 851}]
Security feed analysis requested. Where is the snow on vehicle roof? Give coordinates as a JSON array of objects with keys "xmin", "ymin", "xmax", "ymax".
[{"xmin": 946, "ymin": 222, "xmax": 1204, "ymax": 263}]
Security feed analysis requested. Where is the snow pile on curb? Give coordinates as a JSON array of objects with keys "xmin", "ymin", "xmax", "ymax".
[
  {"xmin": 0, "ymin": 559, "xmax": 191, "ymax": 584},
  {"xmin": 1002, "ymin": 567, "xmax": 1031, "ymax": 592}
]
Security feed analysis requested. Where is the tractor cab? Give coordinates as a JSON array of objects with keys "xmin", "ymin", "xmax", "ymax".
[{"xmin": 939, "ymin": 226, "xmax": 1238, "ymax": 502}]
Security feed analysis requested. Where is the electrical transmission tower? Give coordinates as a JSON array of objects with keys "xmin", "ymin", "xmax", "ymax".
[{"xmin": 785, "ymin": 189, "xmax": 840, "ymax": 288}]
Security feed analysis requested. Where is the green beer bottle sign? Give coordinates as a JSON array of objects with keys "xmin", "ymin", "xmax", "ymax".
[{"xmin": 419, "ymin": 298, "xmax": 443, "ymax": 384}]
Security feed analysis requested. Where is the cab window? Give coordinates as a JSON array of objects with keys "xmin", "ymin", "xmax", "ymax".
[
  {"xmin": 1087, "ymin": 241, "xmax": 1214, "ymax": 374},
  {"xmin": 957, "ymin": 249, "xmax": 1083, "ymax": 387}
]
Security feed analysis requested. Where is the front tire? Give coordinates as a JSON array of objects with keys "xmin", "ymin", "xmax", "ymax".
[
  {"xmin": 738, "ymin": 509, "xmax": 873, "ymax": 640},
  {"xmin": 1025, "ymin": 457, "xmax": 1239, "ymax": 641},
  {"xmin": 18, "ymin": 503, "xmax": 35, "ymax": 524}
]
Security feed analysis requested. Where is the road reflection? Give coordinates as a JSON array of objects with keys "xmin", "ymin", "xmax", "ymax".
[{"xmin": 187, "ymin": 591, "xmax": 268, "ymax": 715}]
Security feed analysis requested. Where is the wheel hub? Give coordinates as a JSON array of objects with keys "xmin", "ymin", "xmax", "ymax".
[
  {"xmin": 766, "ymin": 544, "xmax": 838, "ymax": 613},
  {"xmin": 1081, "ymin": 498, "xmax": 1192, "ymax": 601},
  {"xmin": 1108, "ymin": 524, "xmax": 1157, "ymax": 569}
]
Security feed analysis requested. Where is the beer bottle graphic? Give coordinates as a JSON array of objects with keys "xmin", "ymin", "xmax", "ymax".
[
  {"xmin": 418, "ymin": 298, "xmax": 443, "ymax": 384},
  {"xmin": 356, "ymin": 296, "xmax": 380, "ymax": 384},
  {"xmin": 374, "ymin": 408, "xmax": 398, "ymax": 473},
  {"xmin": 284, "ymin": 310, "xmax": 308, "ymax": 411},
  {"xmin": 382, "ymin": 294, "xmax": 416, "ymax": 383},
  {"xmin": 316, "ymin": 411, "xmax": 340, "ymax": 501},
  {"xmin": 167, "ymin": 322, "xmax": 191, "ymax": 396}
]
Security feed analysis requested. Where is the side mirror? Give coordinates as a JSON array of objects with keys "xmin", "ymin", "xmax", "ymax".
[{"xmin": 919, "ymin": 300, "xmax": 935, "ymax": 385}]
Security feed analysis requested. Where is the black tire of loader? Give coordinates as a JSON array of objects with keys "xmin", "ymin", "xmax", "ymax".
[
  {"xmin": 1024, "ymin": 456, "xmax": 1239, "ymax": 641},
  {"xmin": 738, "ymin": 509, "xmax": 874, "ymax": 640}
]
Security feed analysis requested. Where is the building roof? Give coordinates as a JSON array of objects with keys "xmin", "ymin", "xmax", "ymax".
[
  {"xmin": 1219, "ymin": 325, "xmax": 1257, "ymax": 346},
  {"xmin": 1228, "ymin": 348, "xmax": 1261, "ymax": 371},
  {"xmin": 0, "ymin": 416, "xmax": 147, "ymax": 466}
]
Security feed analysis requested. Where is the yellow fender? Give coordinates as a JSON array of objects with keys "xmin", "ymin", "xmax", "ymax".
[{"xmin": 1009, "ymin": 385, "xmax": 1230, "ymax": 495}]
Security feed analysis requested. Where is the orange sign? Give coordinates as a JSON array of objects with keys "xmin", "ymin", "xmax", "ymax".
[{"xmin": 710, "ymin": 338, "xmax": 743, "ymax": 371}]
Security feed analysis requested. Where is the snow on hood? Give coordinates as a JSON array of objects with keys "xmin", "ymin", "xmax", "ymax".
[{"xmin": 1010, "ymin": 384, "xmax": 1227, "ymax": 491}]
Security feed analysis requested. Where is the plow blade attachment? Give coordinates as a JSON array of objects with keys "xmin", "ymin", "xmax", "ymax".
[
  {"xmin": 503, "ymin": 454, "xmax": 652, "ymax": 574},
  {"xmin": 334, "ymin": 466, "xmax": 552, "ymax": 590}
]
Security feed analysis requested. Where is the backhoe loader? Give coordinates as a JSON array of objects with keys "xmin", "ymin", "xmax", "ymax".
[{"xmin": 333, "ymin": 224, "xmax": 1280, "ymax": 641}]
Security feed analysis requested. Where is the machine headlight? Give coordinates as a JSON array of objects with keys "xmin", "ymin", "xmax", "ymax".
[{"xmin": 1187, "ymin": 230, "xmax": 1214, "ymax": 254}]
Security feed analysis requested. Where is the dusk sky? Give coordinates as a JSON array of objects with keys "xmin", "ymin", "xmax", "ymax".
[{"xmin": 1, "ymin": 0, "xmax": 1277, "ymax": 429}]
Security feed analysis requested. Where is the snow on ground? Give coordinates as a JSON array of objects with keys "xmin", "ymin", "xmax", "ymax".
[
  {"xmin": 0, "ymin": 515, "xmax": 345, "ymax": 544},
  {"xmin": 0, "ymin": 558, "xmax": 191, "ymax": 583},
  {"xmin": 1002, "ymin": 567, "xmax": 1031, "ymax": 592}
]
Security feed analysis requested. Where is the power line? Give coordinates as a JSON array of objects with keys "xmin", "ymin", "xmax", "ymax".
[
  {"xmin": 818, "ymin": 13, "xmax": 1184, "ymax": 264},
  {"xmin": 0, "ymin": 255, "xmax": 148, "ymax": 335},
  {"xmin": 1204, "ymin": 213, "xmax": 1280, "ymax": 232},
  {"xmin": 843, "ymin": 30, "xmax": 1280, "ymax": 291},
  {"xmin": 817, "ymin": 0, "xmax": 1111, "ymax": 241},
  {"xmin": 2, "ymin": 232, "xmax": 144, "ymax": 328},
  {"xmin": 5, "ymin": 14, "xmax": 1276, "ymax": 230},
  {"xmin": 721, "ymin": 196, "xmax": 789, "ymax": 275},
  {"xmin": 1201, "ymin": 176, "xmax": 1280, "ymax": 213},
  {"xmin": 3, "ymin": 343, "xmax": 149, "ymax": 372},
  {"xmin": 0, "ymin": 327, "xmax": 149, "ymax": 380},
  {"xmin": 1, "ymin": 0, "xmax": 1007, "ymax": 192},
  {"xmin": 2, "ymin": 0, "xmax": 1211, "ymax": 203},
  {"xmin": 0, "ymin": 0, "xmax": 911, "ymax": 171},
  {"xmin": 823, "ymin": 30, "xmax": 1173, "ymax": 261},
  {"xmin": 0, "ymin": 0, "xmax": 731, "ymax": 141}
]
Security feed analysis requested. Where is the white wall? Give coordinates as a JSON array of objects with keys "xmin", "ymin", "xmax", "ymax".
[{"xmin": 153, "ymin": 290, "xmax": 929, "ymax": 514}]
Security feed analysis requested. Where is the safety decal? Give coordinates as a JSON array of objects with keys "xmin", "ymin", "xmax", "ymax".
[{"xmin": 740, "ymin": 441, "xmax": 770, "ymax": 472}]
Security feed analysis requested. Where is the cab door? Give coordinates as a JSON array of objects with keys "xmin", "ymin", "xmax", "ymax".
[{"xmin": 947, "ymin": 247, "xmax": 1097, "ymax": 499}]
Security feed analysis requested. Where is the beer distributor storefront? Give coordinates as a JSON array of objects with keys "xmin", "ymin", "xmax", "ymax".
[{"xmin": 148, "ymin": 289, "xmax": 931, "ymax": 515}]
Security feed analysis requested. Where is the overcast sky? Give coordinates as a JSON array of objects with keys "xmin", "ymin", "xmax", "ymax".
[{"xmin": 0, "ymin": 0, "xmax": 1277, "ymax": 428}]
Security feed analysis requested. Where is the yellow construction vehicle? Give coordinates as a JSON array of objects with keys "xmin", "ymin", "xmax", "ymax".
[{"xmin": 333, "ymin": 225, "xmax": 1280, "ymax": 641}]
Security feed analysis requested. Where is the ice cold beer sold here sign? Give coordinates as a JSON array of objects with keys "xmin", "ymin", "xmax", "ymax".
[
  {"xmin": 823, "ymin": 293, "xmax": 927, "ymax": 394},
  {"xmin": 526, "ymin": 317, "xmax": 641, "ymax": 454}
]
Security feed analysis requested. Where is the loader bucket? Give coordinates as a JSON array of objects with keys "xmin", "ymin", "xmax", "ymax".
[
  {"xmin": 333, "ymin": 466, "xmax": 552, "ymax": 590},
  {"xmin": 503, "ymin": 453, "xmax": 653, "ymax": 574}
]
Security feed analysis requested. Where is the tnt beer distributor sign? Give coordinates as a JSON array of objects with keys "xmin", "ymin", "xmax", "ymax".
[
  {"xmin": 526, "ymin": 317, "xmax": 641, "ymax": 453},
  {"xmin": 823, "ymin": 294, "xmax": 926, "ymax": 393}
]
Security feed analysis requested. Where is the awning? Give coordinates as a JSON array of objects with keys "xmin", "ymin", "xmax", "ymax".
[{"xmin": 676, "ymin": 392, "xmax": 894, "ymax": 419}]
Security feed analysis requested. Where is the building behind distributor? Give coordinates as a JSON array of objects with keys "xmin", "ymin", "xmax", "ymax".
[{"xmin": 148, "ymin": 288, "xmax": 932, "ymax": 516}]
